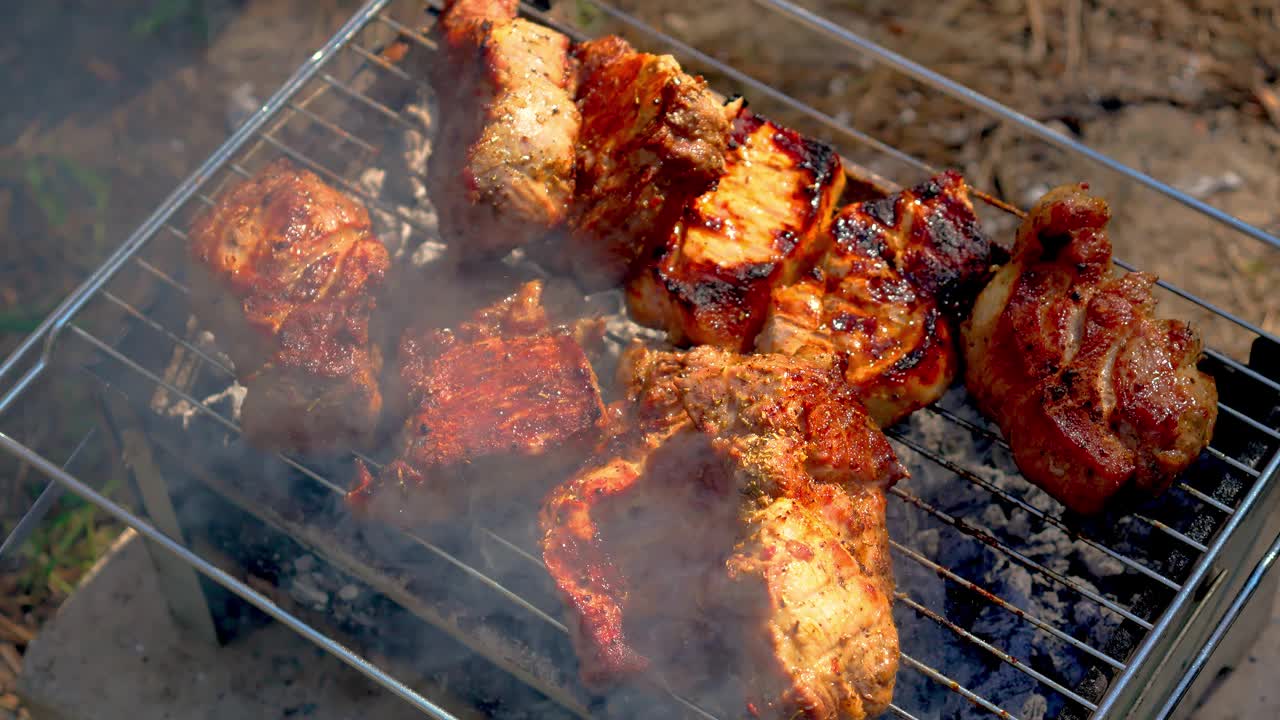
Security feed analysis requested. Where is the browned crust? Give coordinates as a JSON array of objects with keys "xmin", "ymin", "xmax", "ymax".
[
  {"xmin": 962, "ymin": 184, "xmax": 1218, "ymax": 514},
  {"xmin": 187, "ymin": 158, "xmax": 389, "ymax": 453},
  {"xmin": 627, "ymin": 109, "xmax": 845, "ymax": 350},
  {"xmin": 555, "ymin": 36, "xmax": 735, "ymax": 289}
]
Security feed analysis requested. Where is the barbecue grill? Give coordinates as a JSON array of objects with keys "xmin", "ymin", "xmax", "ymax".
[{"xmin": 2, "ymin": 1, "xmax": 1278, "ymax": 718}]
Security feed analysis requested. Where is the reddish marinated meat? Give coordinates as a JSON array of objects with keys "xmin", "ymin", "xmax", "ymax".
[
  {"xmin": 759, "ymin": 171, "xmax": 995, "ymax": 426},
  {"xmin": 554, "ymin": 35, "xmax": 737, "ymax": 289},
  {"xmin": 349, "ymin": 281, "xmax": 605, "ymax": 526},
  {"xmin": 187, "ymin": 159, "xmax": 389, "ymax": 453},
  {"xmin": 541, "ymin": 346, "xmax": 905, "ymax": 720},
  {"xmin": 962, "ymin": 184, "xmax": 1218, "ymax": 514}
]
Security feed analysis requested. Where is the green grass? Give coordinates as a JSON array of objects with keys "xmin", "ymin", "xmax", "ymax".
[
  {"xmin": 0, "ymin": 154, "xmax": 110, "ymax": 341},
  {"xmin": 572, "ymin": 0, "xmax": 605, "ymax": 33},
  {"xmin": 132, "ymin": 0, "xmax": 211, "ymax": 42},
  {"xmin": 0, "ymin": 307, "xmax": 48, "ymax": 334},
  {"xmin": 17, "ymin": 153, "xmax": 113, "ymax": 277},
  {"xmin": 12, "ymin": 492, "xmax": 119, "ymax": 600},
  {"xmin": 5, "ymin": 151, "xmax": 121, "ymax": 601}
]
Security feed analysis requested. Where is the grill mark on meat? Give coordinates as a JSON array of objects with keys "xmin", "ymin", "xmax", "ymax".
[
  {"xmin": 759, "ymin": 171, "xmax": 994, "ymax": 427},
  {"xmin": 625, "ymin": 107, "xmax": 844, "ymax": 351}
]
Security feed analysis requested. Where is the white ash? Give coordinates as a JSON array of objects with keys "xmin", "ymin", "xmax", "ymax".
[
  {"xmin": 353, "ymin": 92, "xmax": 446, "ymax": 271},
  {"xmin": 1178, "ymin": 170, "xmax": 1243, "ymax": 199},
  {"xmin": 887, "ymin": 391, "xmax": 1130, "ymax": 718},
  {"xmin": 1021, "ymin": 693, "xmax": 1050, "ymax": 720},
  {"xmin": 287, "ymin": 574, "xmax": 329, "ymax": 612},
  {"xmin": 165, "ymin": 381, "xmax": 246, "ymax": 429},
  {"xmin": 226, "ymin": 81, "xmax": 260, "ymax": 132}
]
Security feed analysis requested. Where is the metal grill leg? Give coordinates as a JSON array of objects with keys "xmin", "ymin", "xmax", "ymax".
[{"xmin": 98, "ymin": 390, "xmax": 219, "ymax": 645}]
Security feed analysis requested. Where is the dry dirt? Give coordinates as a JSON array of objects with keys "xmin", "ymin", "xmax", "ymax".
[{"xmin": 0, "ymin": 1, "xmax": 362, "ymax": 711}]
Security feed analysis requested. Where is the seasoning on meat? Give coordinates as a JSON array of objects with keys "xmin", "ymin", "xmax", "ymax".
[
  {"xmin": 962, "ymin": 183, "xmax": 1218, "ymax": 514},
  {"xmin": 427, "ymin": 0, "xmax": 581, "ymax": 259},
  {"xmin": 187, "ymin": 158, "xmax": 389, "ymax": 453},
  {"xmin": 349, "ymin": 280, "xmax": 605, "ymax": 526},
  {"xmin": 758, "ymin": 171, "xmax": 995, "ymax": 426},
  {"xmin": 541, "ymin": 345, "xmax": 904, "ymax": 720},
  {"xmin": 627, "ymin": 107, "xmax": 845, "ymax": 351}
]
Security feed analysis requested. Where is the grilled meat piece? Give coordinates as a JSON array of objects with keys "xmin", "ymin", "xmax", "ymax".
[
  {"xmin": 187, "ymin": 159, "xmax": 389, "ymax": 453},
  {"xmin": 349, "ymin": 281, "xmax": 605, "ymax": 526},
  {"xmin": 626, "ymin": 108, "xmax": 845, "ymax": 350},
  {"xmin": 555, "ymin": 35, "xmax": 737, "ymax": 289},
  {"xmin": 542, "ymin": 346, "xmax": 904, "ymax": 719},
  {"xmin": 427, "ymin": 0, "xmax": 580, "ymax": 259},
  {"xmin": 758, "ymin": 171, "xmax": 994, "ymax": 426},
  {"xmin": 962, "ymin": 184, "xmax": 1218, "ymax": 514}
]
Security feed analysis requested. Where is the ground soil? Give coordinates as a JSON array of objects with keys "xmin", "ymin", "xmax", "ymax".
[
  {"xmin": 0, "ymin": 1, "xmax": 361, "ymax": 712},
  {"xmin": 0, "ymin": 0, "xmax": 1277, "ymax": 716}
]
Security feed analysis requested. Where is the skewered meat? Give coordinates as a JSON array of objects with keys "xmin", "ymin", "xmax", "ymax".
[
  {"xmin": 626, "ymin": 108, "xmax": 845, "ymax": 350},
  {"xmin": 542, "ymin": 346, "xmax": 905, "ymax": 720},
  {"xmin": 427, "ymin": 0, "xmax": 580, "ymax": 259},
  {"xmin": 757, "ymin": 171, "xmax": 995, "ymax": 426},
  {"xmin": 349, "ymin": 281, "xmax": 605, "ymax": 526},
  {"xmin": 552, "ymin": 35, "xmax": 738, "ymax": 289},
  {"xmin": 962, "ymin": 184, "xmax": 1218, "ymax": 514},
  {"xmin": 187, "ymin": 159, "xmax": 389, "ymax": 453}
]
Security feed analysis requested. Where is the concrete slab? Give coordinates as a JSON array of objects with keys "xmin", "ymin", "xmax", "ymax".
[
  {"xmin": 1187, "ymin": 587, "xmax": 1280, "ymax": 720},
  {"xmin": 15, "ymin": 530, "xmax": 428, "ymax": 720}
]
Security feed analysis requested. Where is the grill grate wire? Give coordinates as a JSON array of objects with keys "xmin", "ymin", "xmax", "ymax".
[
  {"xmin": 1, "ymin": 1, "xmax": 1278, "ymax": 719},
  {"xmin": 71, "ymin": 0, "xmax": 1280, "ymax": 713}
]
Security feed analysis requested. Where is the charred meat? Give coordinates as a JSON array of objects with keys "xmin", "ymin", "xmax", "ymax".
[
  {"xmin": 350, "ymin": 281, "xmax": 605, "ymax": 526},
  {"xmin": 427, "ymin": 0, "xmax": 581, "ymax": 259},
  {"xmin": 187, "ymin": 159, "xmax": 389, "ymax": 453},
  {"xmin": 627, "ymin": 108, "xmax": 845, "ymax": 351},
  {"xmin": 758, "ymin": 171, "xmax": 995, "ymax": 426},
  {"xmin": 553, "ymin": 35, "xmax": 737, "ymax": 289},
  {"xmin": 541, "ymin": 346, "xmax": 904, "ymax": 720},
  {"xmin": 962, "ymin": 184, "xmax": 1218, "ymax": 514}
]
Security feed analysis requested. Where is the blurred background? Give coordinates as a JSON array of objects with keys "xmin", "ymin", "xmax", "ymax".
[{"xmin": 0, "ymin": 1, "xmax": 1277, "ymax": 718}]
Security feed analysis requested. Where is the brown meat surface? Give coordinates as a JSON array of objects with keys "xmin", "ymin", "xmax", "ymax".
[
  {"xmin": 554, "ymin": 35, "xmax": 737, "ymax": 289},
  {"xmin": 187, "ymin": 158, "xmax": 389, "ymax": 453},
  {"xmin": 427, "ymin": 0, "xmax": 580, "ymax": 259},
  {"xmin": 758, "ymin": 171, "xmax": 995, "ymax": 426},
  {"xmin": 962, "ymin": 183, "xmax": 1218, "ymax": 514},
  {"xmin": 541, "ymin": 346, "xmax": 904, "ymax": 720},
  {"xmin": 626, "ymin": 108, "xmax": 845, "ymax": 350},
  {"xmin": 349, "ymin": 281, "xmax": 605, "ymax": 526}
]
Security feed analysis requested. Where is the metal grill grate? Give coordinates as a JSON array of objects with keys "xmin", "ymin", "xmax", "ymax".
[{"xmin": 1, "ymin": 1, "xmax": 1278, "ymax": 719}]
